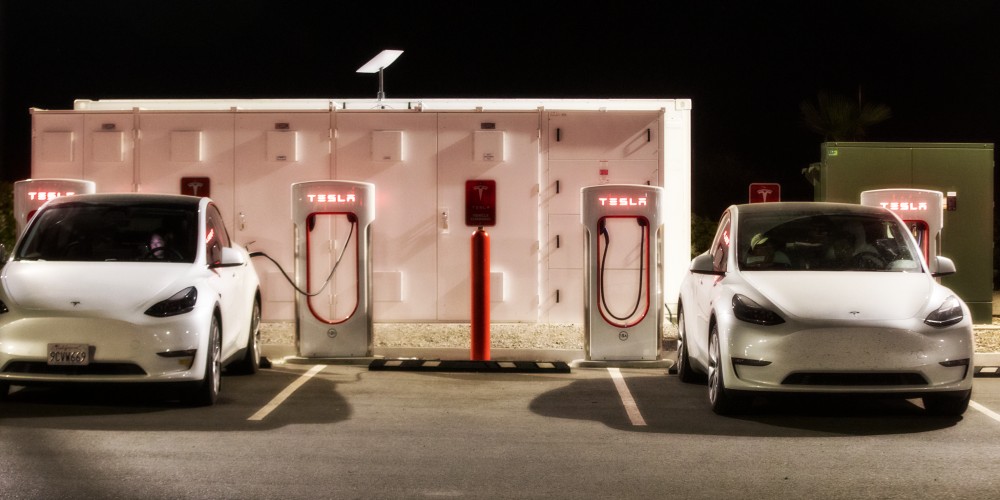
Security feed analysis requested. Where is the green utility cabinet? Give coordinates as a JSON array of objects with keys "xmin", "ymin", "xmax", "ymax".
[{"xmin": 810, "ymin": 142, "xmax": 994, "ymax": 323}]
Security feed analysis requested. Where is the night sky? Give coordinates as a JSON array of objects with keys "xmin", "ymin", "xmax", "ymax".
[{"xmin": 1, "ymin": 0, "xmax": 997, "ymax": 217}]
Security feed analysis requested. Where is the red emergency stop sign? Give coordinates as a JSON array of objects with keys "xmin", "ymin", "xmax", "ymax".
[{"xmin": 465, "ymin": 180, "xmax": 496, "ymax": 227}]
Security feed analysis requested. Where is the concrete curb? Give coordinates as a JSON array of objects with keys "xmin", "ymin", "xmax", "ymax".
[
  {"xmin": 261, "ymin": 344, "xmax": 674, "ymax": 369},
  {"xmin": 974, "ymin": 352, "xmax": 1000, "ymax": 375}
]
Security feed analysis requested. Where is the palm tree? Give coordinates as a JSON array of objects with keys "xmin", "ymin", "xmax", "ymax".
[{"xmin": 800, "ymin": 89, "xmax": 892, "ymax": 141}]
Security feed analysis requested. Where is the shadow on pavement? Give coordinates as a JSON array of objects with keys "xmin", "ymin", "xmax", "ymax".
[
  {"xmin": 530, "ymin": 372, "xmax": 962, "ymax": 437},
  {"xmin": 0, "ymin": 366, "xmax": 350, "ymax": 431}
]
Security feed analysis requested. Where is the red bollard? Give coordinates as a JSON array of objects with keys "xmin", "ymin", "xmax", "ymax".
[{"xmin": 471, "ymin": 227, "xmax": 490, "ymax": 360}]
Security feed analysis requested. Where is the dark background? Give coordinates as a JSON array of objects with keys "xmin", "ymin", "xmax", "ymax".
[{"xmin": 1, "ymin": 0, "xmax": 997, "ymax": 217}]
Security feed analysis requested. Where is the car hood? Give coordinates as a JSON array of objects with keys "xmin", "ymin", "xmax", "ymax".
[
  {"xmin": 2, "ymin": 261, "xmax": 198, "ymax": 313},
  {"xmin": 741, "ymin": 271, "xmax": 935, "ymax": 321}
]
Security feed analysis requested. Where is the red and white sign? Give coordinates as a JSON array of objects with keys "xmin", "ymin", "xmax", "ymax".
[
  {"xmin": 465, "ymin": 179, "xmax": 496, "ymax": 227},
  {"xmin": 25, "ymin": 190, "xmax": 76, "ymax": 201},
  {"xmin": 180, "ymin": 177, "xmax": 211, "ymax": 197},
  {"xmin": 305, "ymin": 193, "xmax": 357, "ymax": 204},
  {"xmin": 749, "ymin": 183, "xmax": 781, "ymax": 203},
  {"xmin": 597, "ymin": 196, "xmax": 648, "ymax": 207},
  {"xmin": 875, "ymin": 201, "xmax": 929, "ymax": 212}
]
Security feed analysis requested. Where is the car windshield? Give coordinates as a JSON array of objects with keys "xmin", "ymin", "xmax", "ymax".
[
  {"xmin": 16, "ymin": 201, "xmax": 198, "ymax": 263},
  {"xmin": 737, "ymin": 211, "xmax": 922, "ymax": 272}
]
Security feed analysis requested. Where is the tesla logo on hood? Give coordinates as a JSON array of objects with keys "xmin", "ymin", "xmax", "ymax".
[
  {"xmin": 849, "ymin": 311, "xmax": 861, "ymax": 317},
  {"xmin": 71, "ymin": 301, "xmax": 81, "ymax": 307}
]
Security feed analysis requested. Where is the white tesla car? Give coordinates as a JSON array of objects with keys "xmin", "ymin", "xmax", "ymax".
[
  {"xmin": 0, "ymin": 194, "xmax": 262, "ymax": 405},
  {"xmin": 676, "ymin": 202, "xmax": 973, "ymax": 416}
]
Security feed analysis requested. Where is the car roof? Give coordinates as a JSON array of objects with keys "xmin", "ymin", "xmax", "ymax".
[
  {"xmin": 730, "ymin": 201, "xmax": 891, "ymax": 218},
  {"xmin": 43, "ymin": 193, "xmax": 205, "ymax": 210}
]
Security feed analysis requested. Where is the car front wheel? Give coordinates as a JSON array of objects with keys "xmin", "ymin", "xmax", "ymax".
[
  {"xmin": 676, "ymin": 308, "xmax": 699, "ymax": 383},
  {"xmin": 229, "ymin": 298, "xmax": 261, "ymax": 375},
  {"xmin": 708, "ymin": 323, "xmax": 745, "ymax": 415},
  {"xmin": 186, "ymin": 314, "xmax": 222, "ymax": 406}
]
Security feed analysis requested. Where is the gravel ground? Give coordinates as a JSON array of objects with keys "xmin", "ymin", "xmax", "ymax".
[
  {"xmin": 978, "ymin": 317, "xmax": 1000, "ymax": 352},
  {"xmin": 262, "ymin": 320, "xmax": 1000, "ymax": 352},
  {"xmin": 261, "ymin": 322, "xmax": 600, "ymax": 350}
]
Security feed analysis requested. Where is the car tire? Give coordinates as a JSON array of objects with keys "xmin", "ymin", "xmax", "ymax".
[
  {"xmin": 676, "ymin": 308, "xmax": 699, "ymax": 383},
  {"xmin": 229, "ymin": 298, "xmax": 261, "ymax": 375},
  {"xmin": 0, "ymin": 382, "xmax": 9, "ymax": 401},
  {"xmin": 708, "ymin": 323, "xmax": 746, "ymax": 415},
  {"xmin": 186, "ymin": 314, "xmax": 222, "ymax": 407},
  {"xmin": 923, "ymin": 390, "xmax": 971, "ymax": 417}
]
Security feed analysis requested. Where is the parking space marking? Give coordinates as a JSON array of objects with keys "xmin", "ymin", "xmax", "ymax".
[
  {"xmin": 970, "ymin": 400, "xmax": 1000, "ymax": 424},
  {"xmin": 248, "ymin": 364, "xmax": 326, "ymax": 421},
  {"xmin": 608, "ymin": 368, "xmax": 646, "ymax": 426}
]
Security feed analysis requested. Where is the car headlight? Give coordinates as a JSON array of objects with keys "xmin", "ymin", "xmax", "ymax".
[
  {"xmin": 924, "ymin": 295, "xmax": 964, "ymax": 327},
  {"xmin": 732, "ymin": 294, "xmax": 785, "ymax": 326},
  {"xmin": 144, "ymin": 287, "xmax": 198, "ymax": 317}
]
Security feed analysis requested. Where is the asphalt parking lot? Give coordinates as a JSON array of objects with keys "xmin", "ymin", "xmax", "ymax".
[{"xmin": 3, "ymin": 359, "xmax": 1000, "ymax": 499}]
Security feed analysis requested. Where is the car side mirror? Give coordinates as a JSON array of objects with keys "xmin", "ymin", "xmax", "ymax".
[
  {"xmin": 931, "ymin": 256, "xmax": 957, "ymax": 277},
  {"xmin": 690, "ymin": 252, "xmax": 724, "ymax": 276},
  {"xmin": 210, "ymin": 246, "xmax": 246, "ymax": 269}
]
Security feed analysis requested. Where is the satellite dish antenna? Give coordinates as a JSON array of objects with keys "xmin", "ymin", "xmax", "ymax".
[{"xmin": 357, "ymin": 50, "xmax": 403, "ymax": 104}]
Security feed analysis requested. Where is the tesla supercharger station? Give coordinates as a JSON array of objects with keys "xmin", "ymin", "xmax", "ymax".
[
  {"xmin": 582, "ymin": 184, "xmax": 665, "ymax": 361},
  {"xmin": 860, "ymin": 188, "xmax": 944, "ymax": 268},
  {"xmin": 292, "ymin": 180, "xmax": 375, "ymax": 358},
  {"xmin": 13, "ymin": 178, "xmax": 96, "ymax": 236}
]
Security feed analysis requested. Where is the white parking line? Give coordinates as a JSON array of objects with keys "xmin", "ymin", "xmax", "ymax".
[
  {"xmin": 608, "ymin": 367, "xmax": 647, "ymax": 426},
  {"xmin": 970, "ymin": 400, "xmax": 1000, "ymax": 424},
  {"xmin": 248, "ymin": 364, "xmax": 325, "ymax": 421}
]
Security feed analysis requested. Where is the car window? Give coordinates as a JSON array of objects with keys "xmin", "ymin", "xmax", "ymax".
[
  {"xmin": 710, "ymin": 212, "xmax": 731, "ymax": 273},
  {"xmin": 204, "ymin": 204, "xmax": 231, "ymax": 265},
  {"xmin": 737, "ymin": 211, "xmax": 922, "ymax": 272},
  {"xmin": 16, "ymin": 202, "xmax": 197, "ymax": 263}
]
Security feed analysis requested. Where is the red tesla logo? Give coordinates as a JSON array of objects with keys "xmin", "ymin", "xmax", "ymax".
[
  {"xmin": 181, "ymin": 177, "xmax": 211, "ymax": 197},
  {"xmin": 749, "ymin": 183, "xmax": 781, "ymax": 203},
  {"xmin": 465, "ymin": 180, "xmax": 496, "ymax": 227}
]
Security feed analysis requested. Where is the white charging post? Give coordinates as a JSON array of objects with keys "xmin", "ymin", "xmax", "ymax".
[
  {"xmin": 12, "ymin": 178, "xmax": 96, "ymax": 236},
  {"xmin": 291, "ymin": 180, "xmax": 376, "ymax": 357},
  {"xmin": 860, "ymin": 188, "xmax": 944, "ymax": 270},
  {"xmin": 581, "ymin": 184, "xmax": 665, "ymax": 361}
]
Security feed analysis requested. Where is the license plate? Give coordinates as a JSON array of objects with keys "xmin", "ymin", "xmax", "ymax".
[{"xmin": 47, "ymin": 343, "xmax": 91, "ymax": 366}]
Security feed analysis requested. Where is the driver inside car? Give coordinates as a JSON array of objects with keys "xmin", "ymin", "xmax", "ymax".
[
  {"xmin": 148, "ymin": 232, "xmax": 166, "ymax": 258},
  {"xmin": 825, "ymin": 224, "xmax": 883, "ymax": 270},
  {"xmin": 746, "ymin": 234, "xmax": 791, "ymax": 268}
]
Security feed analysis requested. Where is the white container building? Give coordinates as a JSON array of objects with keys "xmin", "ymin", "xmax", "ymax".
[{"xmin": 29, "ymin": 98, "xmax": 692, "ymax": 328}]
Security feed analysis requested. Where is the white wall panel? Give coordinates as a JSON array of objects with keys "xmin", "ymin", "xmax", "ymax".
[
  {"xmin": 39, "ymin": 132, "xmax": 77, "ymax": 166},
  {"xmin": 170, "ymin": 131, "xmax": 203, "ymax": 162},
  {"xmin": 544, "ymin": 269, "xmax": 584, "ymax": 324},
  {"xmin": 437, "ymin": 113, "xmax": 539, "ymax": 322},
  {"xmin": 136, "ymin": 113, "xmax": 234, "ymax": 225},
  {"xmin": 30, "ymin": 100, "xmax": 692, "ymax": 328},
  {"xmin": 82, "ymin": 114, "xmax": 134, "ymax": 193},
  {"xmin": 544, "ymin": 160, "xmax": 658, "ymax": 215},
  {"xmin": 336, "ymin": 112, "xmax": 438, "ymax": 322},
  {"xmin": 541, "ymin": 111, "xmax": 662, "ymax": 325},
  {"xmin": 548, "ymin": 111, "xmax": 660, "ymax": 161},
  {"xmin": 31, "ymin": 113, "xmax": 85, "ymax": 180},
  {"xmin": 234, "ymin": 112, "xmax": 332, "ymax": 321}
]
